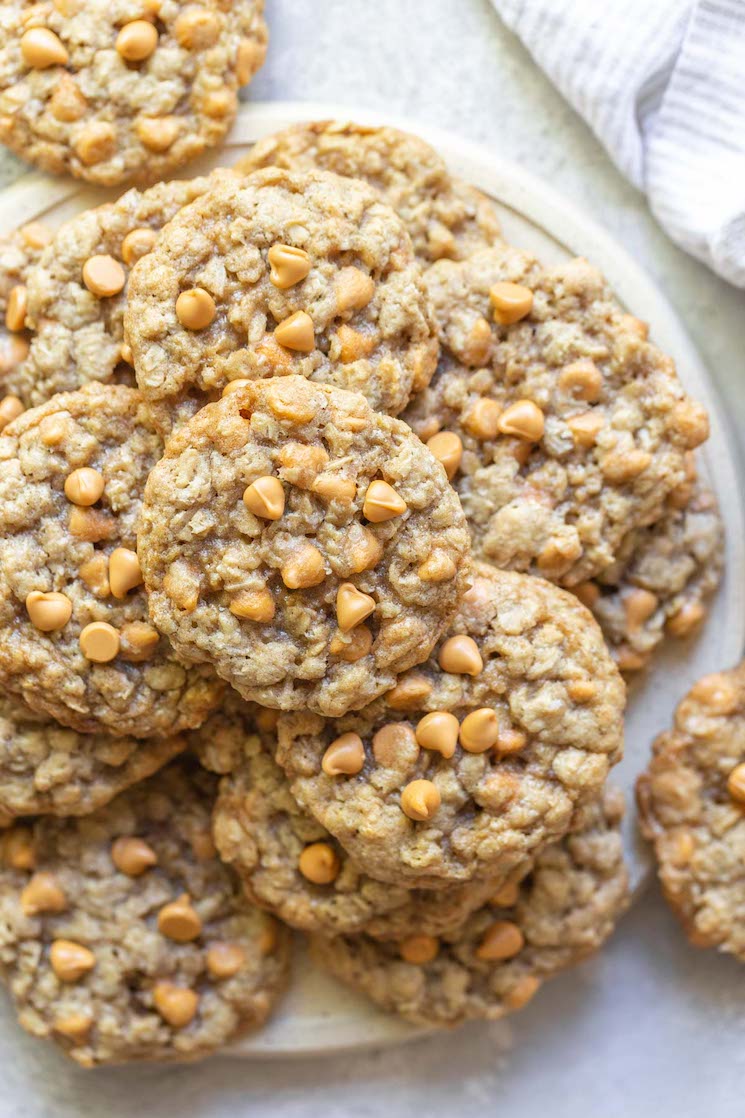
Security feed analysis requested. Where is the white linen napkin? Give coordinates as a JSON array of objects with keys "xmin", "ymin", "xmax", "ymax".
[{"xmin": 492, "ymin": 0, "xmax": 745, "ymax": 287}]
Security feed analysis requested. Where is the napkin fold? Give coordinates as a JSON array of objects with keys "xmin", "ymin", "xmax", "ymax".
[{"xmin": 492, "ymin": 0, "xmax": 745, "ymax": 287}]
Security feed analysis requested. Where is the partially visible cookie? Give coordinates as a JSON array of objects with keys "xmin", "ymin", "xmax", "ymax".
[
  {"xmin": 277, "ymin": 562, "xmax": 625, "ymax": 888},
  {"xmin": 6, "ymin": 176, "xmax": 217, "ymax": 408},
  {"xmin": 0, "ymin": 691, "xmax": 186, "ymax": 823},
  {"xmin": 198, "ymin": 697, "xmax": 503, "ymax": 938},
  {"xmin": 237, "ymin": 120, "xmax": 502, "ymax": 265},
  {"xmin": 0, "ymin": 0, "xmax": 267, "ymax": 187},
  {"xmin": 0, "ymin": 760, "xmax": 290, "ymax": 1066},
  {"xmin": 637, "ymin": 663, "xmax": 745, "ymax": 960},
  {"xmin": 581, "ymin": 478, "xmax": 723, "ymax": 672},
  {"xmin": 404, "ymin": 247, "xmax": 709, "ymax": 586},
  {"xmin": 139, "ymin": 376, "xmax": 471, "ymax": 717},
  {"xmin": 125, "ymin": 167, "xmax": 439, "ymax": 430},
  {"xmin": 0, "ymin": 221, "xmax": 51, "ymax": 417},
  {"xmin": 311, "ymin": 789, "xmax": 629, "ymax": 1026},
  {"xmin": 0, "ymin": 383, "xmax": 223, "ymax": 737}
]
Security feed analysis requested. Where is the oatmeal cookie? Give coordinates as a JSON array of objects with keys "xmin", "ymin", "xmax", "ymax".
[
  {"xmin": 637, "ymin": 662, "xmax": 745, "ymax": 960},
  {"xmin": 277, "ymin": 562, "xmax": 625, "ymax": 888},
  {"xmin": 403, "ymin": 246, "xmax": 709, "ymax": 586},
  {"xmin": 0, "ymin": 691, "xmax": 186, "ymax": 823},
  {"xmin": 139, "ymin": 376, "xmax": 471, "ymax": 717},
  {"xmin": 0, "ymin": 760, "xmax": 290, "ymax": 1066},
  {"xmin": 311, "ymin": 789, "xmax": 629, "ymax": 1026},
  {"xmin": 0, "ymin": 221, "xmax": 51, "ymax": 416},
  {"xmin": 0, "ymin": 0, "xmax": 267, "ymax": 187},
  {"xmin": 581, "ymin": 478, "xmax": 723, "ymax": 672},
  {"xmin": 0, "ymin": 383, "xmax": 223, "ymax": 737},
  {"xmin": 198, "ymin": 698, "xmax": 503, "ymax": 938},
  {"xmin": 237, "ymin": 120, "xmax": 502, "ymax": 265},
  {"xmin": 125, "ymin": 167, "xmax": 439, "ymax": 430},
  {"xmin": 6, "ymin": 175, "xmax": 217, "ymax": 409}
]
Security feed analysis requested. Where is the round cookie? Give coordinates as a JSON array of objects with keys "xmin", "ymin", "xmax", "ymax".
[
  {"xmin": 197, "ymin": 698, "xmax": 504, "ymax": 938},
  {"xmin": 0, "ymin": 383, "xmax": 223, "ymax": 737},
  {"xmin": 581, "ymin": 478, "xmax": 723, "ymax": 672},
  {"xmin": 276, "ymin": 562, "xmax": 625, "ymax": 888},
  {"xmin": 311, "ymin": 789, "xmax": 629, "ymax": 1026},
  {"xmin": 403, "ymin": 245, "xmax": 710, "ymax": 586},
  {"xmin": 6, "ymin": 175, "xmax": 217, "ymax": 409},
  {"xmin": 0, "ymin": 691, "xmax": 186, "ymax": 823},
  {"xmin": 125, "ymin": 167, "xmax": 439, "ymax": 430},
  {"xmin": 0, "ymin": 221, "xmax": 51, "ymax": 418},
  {"xmin": 138, "ymin": 376, "xmax": 471, "ymax": 717},
  {"xmin": 0, "ymin": 760, "xmax": 290, "ymax": 1066},
  {"xmin": 0, "ymin": 0, "xmax": 267, "ymax": 187},
  {"xmin": 637, "ymin": 662, "xmax": 745, "ymax": 960},
  {"xmin": 237, "ymin": 120, "xmax": 502, "ymax": 266}
]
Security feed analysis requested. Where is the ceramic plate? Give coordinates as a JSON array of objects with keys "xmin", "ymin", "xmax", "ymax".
[{"xmin": 1, "ymin": 101, "xmax": 742, "ymax": 1057}]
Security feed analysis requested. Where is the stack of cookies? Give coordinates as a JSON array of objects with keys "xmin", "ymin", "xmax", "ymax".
[{"xmin": 0, "ymin": 115, "xmax": 721, "ymax": 1066}]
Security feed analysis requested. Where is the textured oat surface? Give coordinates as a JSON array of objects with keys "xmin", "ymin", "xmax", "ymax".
[
  {"xmin": 125, "ymin": 166, "xmax": 439, "ymax": 429},
  {"xmin": 0, "ymin": 221, "xmax": 50, "ymax": 394},
  {"xmin": 404, "ymin": 246, "xmax": 710, "ymax": 586},
  {"xmin": 7, "ymin": 176, "xmax": 217, "ymax": 408},
  {"xmin": 637, "ymin": 662, "xmax": 745, "ymax": 960},
  {"xmin": 0, "ymin": 383, "xmax": 223, "ymax": 736},
  {"xmin": 0, "ymin": 0, "xmax": 267, "ymax": 186},
  {"xmin": 311, "ymin": 789, "xmax": 629, "ymax": 1026},
  {"xmin": 589, "ymin": 479, "xmax": 723, "ymax": 668},
  {"xmin": 139, "ymin": 376, "xmax": 471, "ymax": 717},
  {"xmin": 237, "ymin": 120, "xmax": 502, "ymax": 265},
  {"xmin": 0, "ymin": 760, "xmax": 290, "ymax": 1066},
  {"xmin": 277, "ymin": 562, "xmax": 625, "ymax": 888},
  {"xmin": 198, "ymin": 696, "xmax": 501, "ymax": 938},
  {"xmin": 0, "ymin": 691, "xmax": 185, "ymax": 823}
]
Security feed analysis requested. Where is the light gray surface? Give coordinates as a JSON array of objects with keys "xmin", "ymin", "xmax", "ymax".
[{"xmin": 1, "ymin": 1, "xmax": 744, "ymax": 1115}]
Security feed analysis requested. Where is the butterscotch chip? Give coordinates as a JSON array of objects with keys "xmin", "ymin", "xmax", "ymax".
[
  {"xmin": 0, "ymin": 2, "xmax": 267, "ymax": 187},
  {"xmin": 157, "ymin": 894, "xmax": 203, "ymax": 942},
  {"xmin": 243, "ymin": 475, "xmax": 285, "ymax": 520},
  {"xmin": 20, "ymin": 27, "xmax": 69, "ymax": 68},
  {"xmin": 176, "ymin": 287, "xmax": 216, "ymax": 331},
  {"xmin": 202, "ymin": 696, "xmax": 502, "ymax": 938},
  {"xmin": 26, "ymin": 591, "xmax": 72, "ymax": 633},
  {"xmin": 399, "ymin": 934, "xmax": 439, "ymax": 964},
  {"xmin": 298, "ymin": 842, "xmax": 341, "ymax": 885},
  {"xmin": 125, "ymin": 167, "xmax": 439, "ymax": 431},
  {"xmin": 116, "ymin": 20, "xmax": 158, "ymax": 62},
  {"xmin": 82, "ymin": 255, "xmax": 126, "ymax": 299},
  {"xmin": 138, "ymin": 377, "xmax": 470, "ymax": 717},
  {"xmin": 268, "ymin": 243, "xmax": 312, "ymax": 289},
  {"xmin": 438, "ymin": 635, "xmax": 483, "ymax": 676},
  {"xmin": 64, "ymin": 466, "xmax": 105, "ymax": 506},
  {"xmin": 238, "ymin": 120, "xmax": 502, "ymax": 266},
  {"xmin": 322, "ymin": 732, "xmax": 365, "ymax": 776},
  {"xmin": 426, "ymin": 431, "xmax": 462, "ymax": 479},
  {"xmin": 637, "ymin": 661, "xmax": 745, "ymax": 960},
  {"xmin": 21, "ymin": 872, "xmax": 67, "ymax": 916},
  {"xmin": 0, "ymin": 385, "xmax": 223, "ymax": 738},
  {"xmin": 206, "ymin": 942, "xmax": 246, "ymax": 980},
  {"xmin": 6, "ymin": 284, "xmax": 27, "ymax": 331},
  {"xmin": 50, "ymin": 940, "xmax": 96, "ymax": 982},
  {"xmin": 404, "ymin": 246, "xmax": 710, "ymax": 585},
  {"xmin": 6, "ymin": 176, "xmax": 222, "ymax": 409},
  {"xmin": 277, "ymin": 562, "xmax": 624, "ymax": 889},
  {"xmin": 310, "ymin": 791, "xmax": 629, "ymax": 1025},
  {"xmin": 0, "ymin": 762, "xmax": 290, "ymax": 1065},
  {"xmin": 585, "ymin": 481, "xmax": 723, "ymax": 668},
  {"xmin": 111, "ymin": 836, "xmax": 158, "ymax": 877}
]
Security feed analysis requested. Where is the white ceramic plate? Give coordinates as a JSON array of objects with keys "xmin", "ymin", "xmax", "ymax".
[{"xmin": 2, "ymin": 101, "xmax": 743, "ymax": 1058}]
